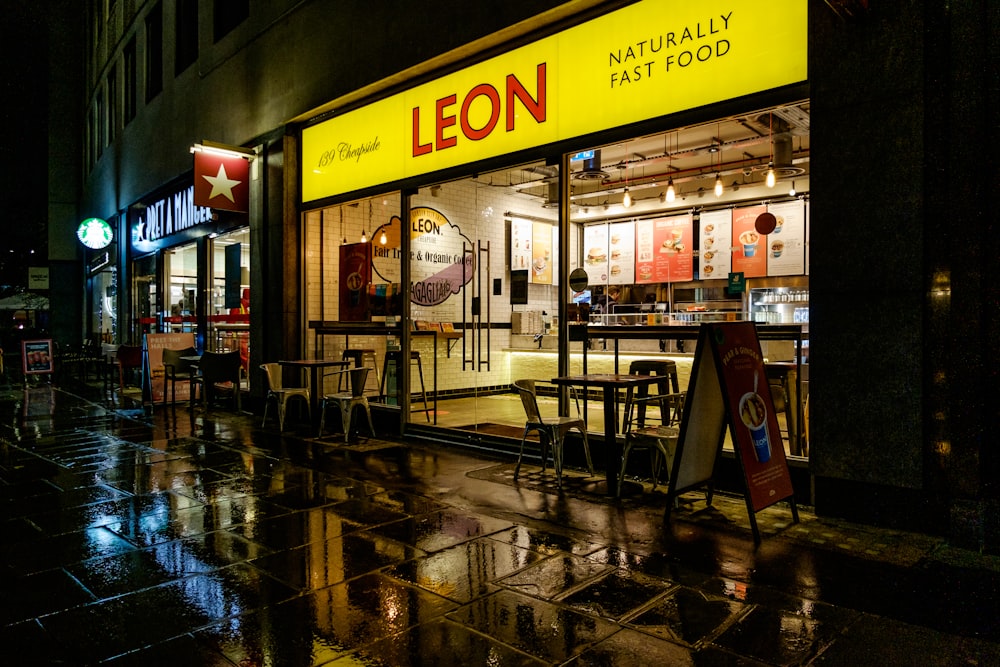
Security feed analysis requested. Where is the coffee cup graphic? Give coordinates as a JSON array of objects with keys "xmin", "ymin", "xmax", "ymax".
[
  {"xmin": 774, "ymin": 215, "xmax": 784, "ymax": 234},
  {"xmin": 771, "ymin": 240, "xmax": 784, "ymax": 258},
  {"xmin": 739, "ymin": 231, "xmax": 759, "ymax": 257},
  {"xmin": 738, "ymin": 391, "xmax": 771, "ymax": 463}
]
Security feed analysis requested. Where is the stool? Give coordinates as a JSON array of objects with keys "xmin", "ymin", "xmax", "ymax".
[
  {"xmin": 625, "ymin": 359, "xmax": 681, "ymax": 428},
  {"xmin": 339, "ymin": 349, "xmax": 379, "ymax": 393},
  {"xmin": 380, "ymin": 350, "xmax": 430, "ymax": 421}
]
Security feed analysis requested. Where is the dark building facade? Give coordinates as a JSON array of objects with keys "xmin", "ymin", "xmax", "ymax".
[{"xmin": 60, "ymin": 0, "xmax": 999, "ymax": 550}]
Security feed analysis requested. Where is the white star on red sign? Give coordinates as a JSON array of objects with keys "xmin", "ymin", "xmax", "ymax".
[{"xmin": 202, "ymin": 163, "xmax": 241, "ymax": 203}]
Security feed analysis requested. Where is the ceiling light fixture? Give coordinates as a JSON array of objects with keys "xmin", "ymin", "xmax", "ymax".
[
  {"xmin": 766, "ymin": 112, "xmax": 776, "ymax": 188},
  {"xmin": 666, "ymin": 133, "xmax": 676, "ymax": 202},
  {"xmin": 380, "ymin": 229, "xmax": 387, "ymax": 244},
  {"xmin": 622, "ymin": 141, "xmax": 632, "ymax": 208},
  {"xmin": 714, "ymin": 124, "xmax": 724, "ymax": 197},
  {"xmin": 360, "ymin": 229, "xmax": 367, "ymax": 243},
  {"xmin": 788, "ymin": 181, "xmax": 797, "ymax": 196}
]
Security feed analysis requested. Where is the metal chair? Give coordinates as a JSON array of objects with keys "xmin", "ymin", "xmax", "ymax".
[
  {"xmin": 162, "ymin": 347, "xmax": 197, "ymax": 407},
  {"xmin": 318, "ymin": 366, "xmax": 376, "ymax": 442},
  {"xmin": 618, "ymin": 372, "xmax": 685, "ymax": 497},
  {"xmin": 190, "ymin": 351, "xmax": 241, "ymax": 410},
  {"xmin": 512, "ymin": 379, "xmax": 594, "ymax": 488},
  {"xmin": 260, "ymin": 362, "xmax": 310, "ymax": 431}
]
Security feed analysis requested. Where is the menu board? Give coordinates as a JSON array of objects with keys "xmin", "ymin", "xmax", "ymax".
[
  {"xmin": 731, "ymin": 205, "xmax": 768, "ymax": 278},
  {"xmin": 22, "ymin": 339, "xmax": 54, "ymax": 375},
  {"xmin": 583, "ymin": 223, "xmax": 610, "ymax": 284},
  {"xmin": 530, "ymin": 221, "xmax": 554, "ymax": 284},
  {"xmin": 765, "ymin": 201, "xmax": 806, "ymax": 276},
  {"xmin": 607, "ymin": 221, "xmax": 635, "ymax": 285},
  {"xmin": 699, "ymin": 209, "xmax": 733, "ymax": 279},
  {"xmin": 510, "ymin": 218, "xmax": 532, "ymax": 272},
  {"xmin": 635, "ymin": 214, "xmax": 692, "ymax": 283},
  {"xmin": 145, "ymin": 332, "xmax": 196, "ymax": 403}
]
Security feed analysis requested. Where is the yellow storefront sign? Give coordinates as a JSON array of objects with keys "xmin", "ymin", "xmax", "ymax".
[{"xmin": 302, "ymin": 0, "xmax": 807, "ymax": 203}]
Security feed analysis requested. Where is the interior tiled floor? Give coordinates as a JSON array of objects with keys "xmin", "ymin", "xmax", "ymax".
[{"xmin": 1, "ymin": 381, "xmax": 997, "ymax": 665}]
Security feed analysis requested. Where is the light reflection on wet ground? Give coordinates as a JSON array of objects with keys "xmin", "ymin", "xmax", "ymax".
[{"xmin": 0, "ymin": 384, "xmax": 998, "ymax": 665}]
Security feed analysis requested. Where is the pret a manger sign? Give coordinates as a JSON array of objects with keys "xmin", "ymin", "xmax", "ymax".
[{"xmin": 301, "ymin": 0, "xmax": 807, "ymax": 202}]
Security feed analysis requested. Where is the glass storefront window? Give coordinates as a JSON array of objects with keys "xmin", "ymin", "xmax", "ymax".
[
  {"xmin": 164, "ymin": 241, "xmax": 198, "ymax": 335},
  {"xmin": 131, "ymin": 254, "xmax": 157, "ymax": 343},
  {"xmin": 89, "ymin": 268, "xmax": 117, "ymax": 344},
  {"xmin": 300, "ymin": 103, "xmax": 810, "ymax": 460},
  {"xmin": 302, "ymin": 195, "xmax": 402, "ymax": 398},
  {"xmin": 208, "ymin": 228, "xmax": 250, "ymax": 377}
]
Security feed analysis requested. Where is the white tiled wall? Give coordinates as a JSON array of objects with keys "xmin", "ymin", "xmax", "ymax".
[{"xmin": 303, "ymin": 176, "xmax": 569, "ymax": 397}]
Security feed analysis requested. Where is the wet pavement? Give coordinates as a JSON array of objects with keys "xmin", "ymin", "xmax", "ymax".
[{"xmin": 2, "ymin": 380, "xmax": 999, "ymax": 665}]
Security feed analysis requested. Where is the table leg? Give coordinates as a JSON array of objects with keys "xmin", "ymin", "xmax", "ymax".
[
  {"xmin": 603, "ymin": 388, "xmax": 621, "ymax": 496},
  {"xmin": 310, "ymin": 367, "xmax": 321, "ymax": 425}
]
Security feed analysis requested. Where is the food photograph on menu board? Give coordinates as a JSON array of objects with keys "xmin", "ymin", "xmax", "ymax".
[
  {"xmin": 731, "ymin": 205, "xmax": 768, "ymax": 278},
  {"xmin": 698, "ymin": 209, "xmax": 733, "ymax": 279},
  {"xmin": 765, "ymin": 201, "xmax": 807, "ymax": 276},
  {"xmin": 531, "ymin": 221, "xmax": 554, "ymax": 284},
  {"xmin": 639, "ymin": 214, "xmax": 693, "ymax": 283},
  {"xmin": 607, "ymin": 221, "xmax": 635, "ymax": 285},
  {"xmin": 583, "ymin": 223, "xmax": 610, "ymax": 284},
  {"xmin": 510, "ymin": 218, "xmax": 532, "ymax": 273}
]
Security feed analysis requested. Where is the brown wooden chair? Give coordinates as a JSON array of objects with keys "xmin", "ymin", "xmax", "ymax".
[{"xmin": 114, "ymin": 345, "xmax": 144, "ymax": 396}]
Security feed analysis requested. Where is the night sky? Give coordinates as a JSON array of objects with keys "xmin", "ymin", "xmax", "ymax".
[{"xmin": 1, "ymin": 3, "xmax": 53, "ymax": 289}]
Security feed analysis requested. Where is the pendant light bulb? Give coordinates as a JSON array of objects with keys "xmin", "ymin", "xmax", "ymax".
[
  {"xmin": 788, "ymin": 181, "xmax": 797, "ymax": 197},
  {"xmin": 379, "ymin": 229, "xmax": 387, "ymax": 245},
  {"xmin": 765, "ymin": 162, "xmax": 776, "ymax": 188},
  {"xmin": 360, "ymin": 230, "xmax": 367, "ymax": 243},
  {"xmin": 666, "ymin": 178, "xmax": 676, "ymax": 203},
  {"xmin": 714, "ymin": 173, "xmax": 723, "ymax": 197},
  {"xmin": 622, "ymin": 187, "xmax": 632, "ymax": 208}
]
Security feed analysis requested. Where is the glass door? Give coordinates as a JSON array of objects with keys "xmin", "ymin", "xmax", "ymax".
[
  {"xmin": 208, "ymin": 227, "xmax": 250, "ymax": 379},
  {"xmin": 407, "ymin": 159, "xmax": 561, "ymax": 433},
  {"xmin": 131, "ymin": 254, "xmax": 157, "ymax": 343}
]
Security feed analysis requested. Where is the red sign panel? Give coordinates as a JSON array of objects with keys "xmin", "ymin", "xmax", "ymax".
[
  {"xmin": 339, "ymin": 243, "xmax": 371, "ymax": 321},
  {"xmin": 731, "ymin": 205, "xmax": 767, "ymax": 278},
  {"xmin": 193, "ymin": 151, "xmax": 250, "ymax": 212},
  {"xmin": 636, "ymin": 215, "xmax": 692, "ymax": 283},
  {"xmin": 710, "ymin": 322, "xmax": 794, "ymax": 511}
]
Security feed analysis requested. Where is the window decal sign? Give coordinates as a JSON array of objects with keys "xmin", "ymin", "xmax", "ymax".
[{"xmin": 372, "ymin": 207, "xmax": 474, "ymax": 307}]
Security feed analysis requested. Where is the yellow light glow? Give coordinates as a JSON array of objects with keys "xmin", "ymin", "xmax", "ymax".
[{"xmin": 302, "ymin": 0, "xmax": 807, "ymax": 202}]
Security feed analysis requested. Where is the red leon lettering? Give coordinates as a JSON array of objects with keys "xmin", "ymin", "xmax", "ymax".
[
  {"xmin": 411, "ymin": 62, "xmax": 548, "ymax": 158},
  {"xmin": 436, "ymin": 94, "xmax": 458, "ymax": 150},
  {"xmin": 460, "ymin": 84, "xmax": 500, "ymax": 141},
  {"xmin": 507, "ymin": 63, "xmax": 546, "ymax": 130},
  {"xmin": 412, "ymin": 107, "xmax": 431, "ymax": 156}
]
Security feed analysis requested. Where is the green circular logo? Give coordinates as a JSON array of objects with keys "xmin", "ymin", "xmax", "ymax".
[{"xmin": 77, "ymin": 217, "xmax": 113, "ymax": 249}]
